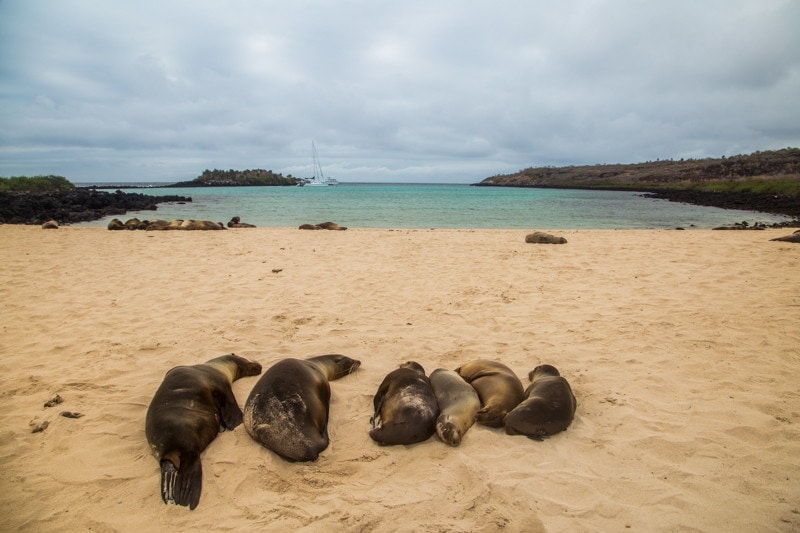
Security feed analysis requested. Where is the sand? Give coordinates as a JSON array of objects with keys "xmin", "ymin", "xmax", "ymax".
[{"xmin": 1, "ymin": 224, "xmax": 798, "ymax": 532}]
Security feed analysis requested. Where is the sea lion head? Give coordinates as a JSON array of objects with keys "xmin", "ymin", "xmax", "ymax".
[
  {"xmin": 399, "ymin": 361, "xmax": 426, "ymax": 375},
  {"xmin": 529, "ymin": 364, "xmax": 561, "ymax": 382},
  {"xmin": 436, "ymin": 416, "xmax": 464, "ymax": 447}
]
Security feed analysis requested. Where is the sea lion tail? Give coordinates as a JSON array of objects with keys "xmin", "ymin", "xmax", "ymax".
[{"xmin": 160, "ymin": 453, "xmax": 202, "ymax": 510}]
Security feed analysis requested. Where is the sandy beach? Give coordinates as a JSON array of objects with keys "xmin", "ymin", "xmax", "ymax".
[{"xmin": 1, "ymin": 224, "xmax": 798, "ymax": 532}]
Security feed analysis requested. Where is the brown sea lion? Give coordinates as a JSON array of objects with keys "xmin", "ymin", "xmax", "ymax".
[
  {"xmin": 770, "ymin": 231, "xmax": 800, "ymax": 243},
  {"xmin": 107, "ymin": 218, "xmax": 125, "ymax": 230},
  {"xmin": 145, "ymin": 219, "xmax": 171, "ymax": 231},
  {"xmin": 525, "ymin": 231, "xmax": 567, "ymax": 244},
  {"xmin": 244, "ymin": 354, "xmax": 361, "ymax": 462},
  {"xmin": 316, "ymin": 221, "xmax": 347, "ymax": 230},
  {"xmin": 41, "ymin": 220, "xmax": 59, "ymax": 229},
  {"xmin": 430, "ymin": 368, "xmax": 481, "ymax": 446},
  {"xmin": 179, "ymin": 220, "xmax": 225, "ymax": 230},
  {"xmin": 456, "ymin": 360, "xmax": 525, "ymax": 427},
  {"xmin": 145, "ymin": 353, "xmax": 262, "ymax": 510},
  {"xmin": 369, "ymin": 361, "xmax": 439, "ymax": 446},
  {"xmin": 504, "ymin": 364, "xmax": 577, "ymax": 440},
  {"xmin": 124, "ymin": 218, "xmax": 141, "ymax": 230},
  {"xmin": 227, "ymin": 216, "xmax": 256, "ymax": 228}
]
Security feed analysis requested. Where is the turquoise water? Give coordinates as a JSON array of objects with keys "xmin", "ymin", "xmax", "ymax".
[{"xmin": 76, "ymin": 183, "xmax": 791, "ymax": 229}]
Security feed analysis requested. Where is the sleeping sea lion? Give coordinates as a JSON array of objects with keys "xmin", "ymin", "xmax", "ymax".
[
  {"xmin": 145, "ymin": 353, "xmax": 262, "ymax": 510},
  {"xmin": 369, "ymin": 361, "xmax": 439, "ymax": 446},
  {"xmin": 504, "ymin": 364, "xmax": 577, "ymax": 439},
  {"xmin": 456, "ymin": 360, "xmax": 525, "ymax": 427},
  {"xmin": 430, "ymin": 368, "xmax": 481, "ymax": 446},
  {"xmin": 244, "ymin": 354, "xmax": 361, "ymax": 462},
  {"xmin": 227, "ymin": 216, "xmax": 256, "ymax": 228}
]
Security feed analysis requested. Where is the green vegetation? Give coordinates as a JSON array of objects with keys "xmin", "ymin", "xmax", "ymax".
[
  {"xmin": 477, "ymin": 148, "xmax": 800, "ymax": 197},
  {"xmin": 0, "ymin": 175, "xmax": 75, "ymax": 192},
  {"xmin": 169, "ymin": 168, "xmax": 299, "ymax": 187}
]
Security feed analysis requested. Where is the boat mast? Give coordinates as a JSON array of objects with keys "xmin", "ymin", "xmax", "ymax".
[{"xmin": 312, "ymin": 141, "xmax": 325, "ymax": 182}]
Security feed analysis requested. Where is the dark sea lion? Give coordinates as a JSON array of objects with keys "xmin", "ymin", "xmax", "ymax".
[
  {"xmin": 770, "ymin": 232, "xmax": 800, "ymax": 243},
  {"xmin": 227, "ymin": 216, "xmax": 256, "ymax": 228},
  {"xmin": 145, "ymin": 353, "xmax": 262, "ymax": 510},
  {"xmin": 244, "ymin": 354, "xmax": 361, "ymax": 462},
  {"xmin": 369, "ymin": 361, "xmax": 439, "ymax": 446},
  {"xmin": 41, "ymin": 220, "xmax": 59, "ymax": 229},
  {"xmin": 299, "ymin": 223, "xmax": 323, "ymax": 230},
  {"xmin": 456, "ymin": 360, "xmax": 525, "ymax": 427},
  {"xmin": 107, "ymin": 218, "xmax": 125, "ymax": 230},
  {"xmin": 430, "ymin": 368, "xmax": 481, "ymax": 446},
  {"xmin": 504, "ymin": 364, "xmax": 577, "ymax": 440},
  {"xmin": 525, "ymin": 231, "xmax": 567, "ymax": 244},
  {"xmin": 316, "ymin": 221, "xmax": 347, "ymax": 230}
]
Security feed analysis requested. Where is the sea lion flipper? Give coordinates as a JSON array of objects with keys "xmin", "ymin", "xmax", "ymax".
[
  {"xmin": 161, "ymin": 453, "xmax": 203, "ymax": 510},
  {"xmin": 216, "ymin": 390, "xmax": 244, "ymax": 430}
]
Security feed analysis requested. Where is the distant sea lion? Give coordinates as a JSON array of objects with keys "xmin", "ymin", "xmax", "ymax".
[
  {"xmin": 299, "ymin": 222, "xmax": 348, "ymax": 230},
  {"xmin": 179, "ymin": 220, "xmax": 225, "ymax": 230},
  {"xmin": 41, "ymin": 220, "xmax": 59, "ymax": 229},
  {"xmin": 227, "ymin": 216, "xmax": 256, "ymax": 228},
  {"xmin": 107, "ymin": 218, "xmax": 125, "ymax": 230},
  {"xmin": 124, "ymin": 218, "xmax": 141, "ymax": 230},
  {"xmin": 145, "ymin": 219, "xmax": 171, "ymax": 231},
  {"xmin": 369, "ymin": 361, "xmax": 439, "ymax": 446},
  {"xmin": 145, "ymin": 353, "xmax": 262, "ymax": 510},
  {"xmin": 456, "ymin": 360, "xmax": 525, "ymax": 427},
  {"xmin": 316, "ymin": 221, "xmax": 347, "ymax": 231},
  {"xmin": 504, "ymin": 364, "xmax": 577, "ymax": 439},
  {"xmin": 770, "ymin": 231, "xmax": 800, "ymax": 243},
  {"xmin": 244, "ymin": 354, "xmax": 361, "ymax": 462},
  {"xmin": 525, "ymin": 231, "xmax": 567, "ymax": 244},
  {"xmin": 429, "ymin": 368, "xmax": 481, "ymax": 446}
]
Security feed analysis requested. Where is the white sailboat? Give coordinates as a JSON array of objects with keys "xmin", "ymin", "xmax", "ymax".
[{"xmin": 302, "ymin": 141, "xmax": 338, "ymax": 186}]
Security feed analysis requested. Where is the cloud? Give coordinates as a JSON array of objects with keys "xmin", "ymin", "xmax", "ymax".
[{"xmin": 1, "ymin": 0, "xmax": 798, "ymax": 182}]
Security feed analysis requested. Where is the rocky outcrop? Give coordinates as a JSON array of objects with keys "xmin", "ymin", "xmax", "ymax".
[{"xmin": 0, "ymin": 189, "xmax": 191, "ymax": 225}]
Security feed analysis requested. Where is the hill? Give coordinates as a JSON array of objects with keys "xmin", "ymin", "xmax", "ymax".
[
  {"xmin": 474, "ymin": 148, "xmax": 800, "ymax": 218},
  {"xmin": 166, "ymin": 168, "xmax": 299, "ymax": 187}
]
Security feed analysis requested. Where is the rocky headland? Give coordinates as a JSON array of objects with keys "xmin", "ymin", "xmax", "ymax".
[
  {"xmin": 474, "ymin": 148, "xmax": 800, "ymax": 221},
  {"xmin": 0, "ymin": 188, "xmax": 191, "ymax": 225}
]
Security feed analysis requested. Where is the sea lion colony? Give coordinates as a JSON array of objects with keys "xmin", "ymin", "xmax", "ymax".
[{"xmin": 141, "ymin": 353, "xmax": 576, "ymax": 509}]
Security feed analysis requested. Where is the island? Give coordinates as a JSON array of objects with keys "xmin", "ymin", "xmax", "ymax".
[
  {"xmin": 164, "ymin": 168, "xmax": 300, "ymax": 187},
  {"xmin": 473, "ymin": 148, "xmax": 800, "ymax": 219}
]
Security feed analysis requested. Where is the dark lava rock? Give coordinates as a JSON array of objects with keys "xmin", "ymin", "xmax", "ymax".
[{"xmin": 0, "ymin": 189, "xmax": 192, "ymax": 225}]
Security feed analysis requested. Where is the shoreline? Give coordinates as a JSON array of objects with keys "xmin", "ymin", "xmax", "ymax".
[{"xmin": 1, "ymin": 225, "xmax": 798, "ymax": 531}]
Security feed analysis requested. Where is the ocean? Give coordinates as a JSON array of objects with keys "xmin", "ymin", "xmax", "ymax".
[{"xmin": 75, "ymin": 183, "xmax": 791, "ymax": 229}]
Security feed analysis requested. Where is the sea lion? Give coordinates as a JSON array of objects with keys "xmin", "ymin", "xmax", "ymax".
[
  {"xmin": 145, "ymin": 219, "xmax": 171, "ymax": 231},
  {"xmin": 504, "ymin": 364, "xmax": 577, "ymax": 440},
  {"xmin": 456, "ymin": 360, "xmax": 525, "ymax": 427},
  {"xmin": 316, "ymin": 221, "xmax": 347, "ymax": 230},
  {"xmin": 244, "ymin": 354, "xmax": 361, "ymax": 462},
  {"xmin": 41, "ymin": 220, "xmax": 59, "ymax": 229},
  {"xmin": 124, "ymin": 218, "xmax": 141, "ymax": 230},
  {"xmin": 430, "ymin": 368, "xmax": 481, "ymax": 446},
  {"xmin": 369, "ymin": 361, "xmax": 439, "ymax": 446},
  {"xmin": 179, "ymin": 220, "xmax": 225, "ymax": 230},
  {"xmin": 145, "ymin": 353, "xmax": 262, "ymax": 510},
  {"xmin": 770, "ymin": 231, "xmax": 800, "ymax": 243},
  {"xmin": 525, "ymin": 231, "xmax": 567, "ymax": 244},
  {"xmin": 227, "ymin": 216, "xmax": 256, "ymax": 228},
  {"xmin": 107, "ymin": 218, "xmax": 125, "ymax": 230}
]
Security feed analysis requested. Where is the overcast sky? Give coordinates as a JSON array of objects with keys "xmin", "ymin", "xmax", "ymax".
[{"xmin": 1, "ymin": 1, "xmax": 798, "ymax": 183}]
